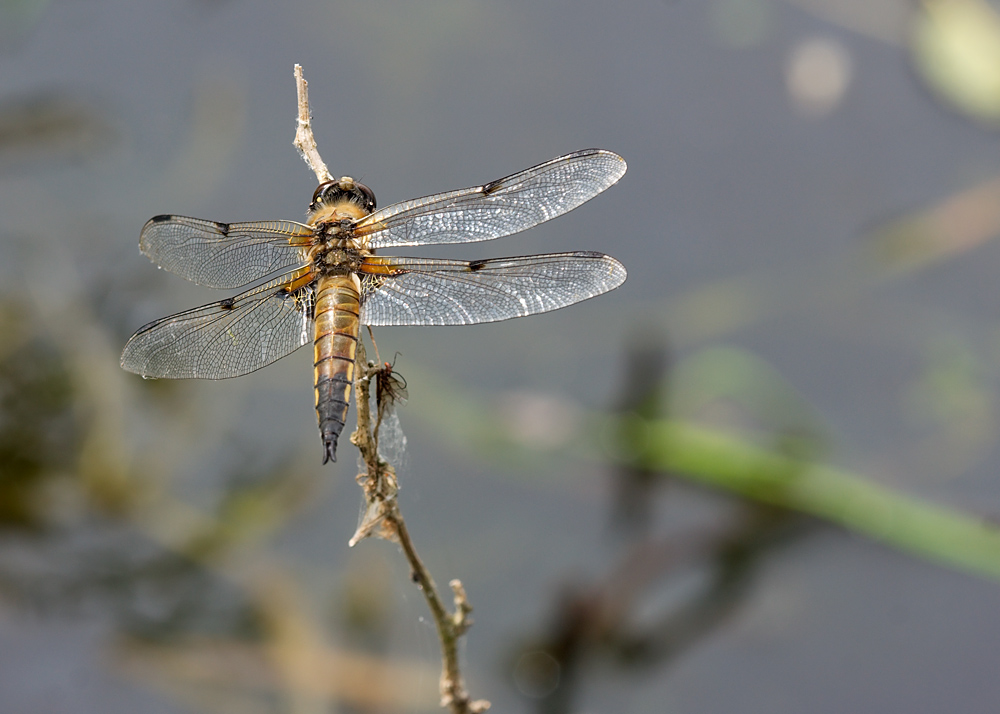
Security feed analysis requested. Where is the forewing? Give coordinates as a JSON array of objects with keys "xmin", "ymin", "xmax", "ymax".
[
  {"xmin": 121, "ymin": 271, "xmax": 314, "ymax": 379},
  {"xmin": 352, "ymin": 149, "xmax": 626, "ymax": 249},
  {"xmin": 140, "ymin": 215, "xmax": 315, "ymax": 288},
  {"xmin": 358, "ymin": 253, "xmax": 627, "ymax": 326}
]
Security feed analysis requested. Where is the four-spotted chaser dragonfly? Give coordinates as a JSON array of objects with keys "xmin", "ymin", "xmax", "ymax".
[{"xmin": 121, "ymin": 149, "xmax": 628, "ymax": 463}]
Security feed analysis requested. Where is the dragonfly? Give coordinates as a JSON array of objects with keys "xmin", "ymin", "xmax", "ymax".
[{"xmin": 121, "ymin": 149, "xmax": 628, "ymax": 463}]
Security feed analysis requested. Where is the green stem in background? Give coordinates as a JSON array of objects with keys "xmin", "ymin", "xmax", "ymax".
[
  {"xmin": 396, "ymin": 363, "xmax": 1000, "ymax": 581},
  {"xmin": 626, "ymin": 418, "xmax": 1000, "ymax": 581}
]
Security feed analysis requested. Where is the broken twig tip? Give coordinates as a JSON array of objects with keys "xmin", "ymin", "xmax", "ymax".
[{"xmin": 292, "ymin": 63, "xmax": 332, "ymax": 184}]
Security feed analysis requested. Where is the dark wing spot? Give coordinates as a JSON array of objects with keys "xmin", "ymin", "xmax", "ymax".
[
  {"xmin": 481, "ymin": 180, "xmax": 502, "ymax": 196},
  {"xmin": 219, "ymin": 297, "xmax": 236, "ymax": 311},
  {"xmin": 216, "ymin": 222, "xmax": 230, "ymax": 236},
  {"xmin": 149, "ymin": 214, "xmax": 172, "ymax": 224},
  {"xmin": 467, "ymin": 259, "xmax": 488, "ymax": 272}
]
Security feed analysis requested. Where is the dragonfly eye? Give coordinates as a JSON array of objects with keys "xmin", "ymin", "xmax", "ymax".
[
  {"xmin": 310, "ymin": 178, "xmax": 377, "ymax": 213},
  {"xmin": 355, "ymin": 183, "xmax": 377, "ymax": 212}
]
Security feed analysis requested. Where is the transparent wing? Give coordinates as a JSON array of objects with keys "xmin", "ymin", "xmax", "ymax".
[
  {"xmin": 352, "ymin": 149, "xmax": 626, "ymax": 249},
  {"xmin": 140, "ymin": 215, "xmax": 315, "ymax": 289},
  {"xmin": 121, "ymin": 270, "xmax": 314, "ymax": 379},
  {"xmin": 358, "ymin": 253, "xmax": 627, "ymax": 326}
]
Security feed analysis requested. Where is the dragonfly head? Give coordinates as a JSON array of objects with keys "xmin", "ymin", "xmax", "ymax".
[{"xmin": 310, "ymin": 177, "xmax": 377, "ymax": 215}]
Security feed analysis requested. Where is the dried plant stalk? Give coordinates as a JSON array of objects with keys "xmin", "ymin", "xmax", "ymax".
[
  {"xmin": 293, "ymin": 64, "xmax": 488, "ymax": 714},
  {"xmin": 293, "ymin": 64, "xmax": 332, "ymax": 184}
]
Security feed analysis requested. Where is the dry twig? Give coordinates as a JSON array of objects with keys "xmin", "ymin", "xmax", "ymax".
[
  {"xmin": 349, "ymin": 345, "xmax": 489, "ymax": 713},
  {"xmin": 293, "ymin": 64, "xmax": 488, "ymax": 714},
  {"xmin": 293, "ymin": 64, "xmax": 332, "ymax": 184}
]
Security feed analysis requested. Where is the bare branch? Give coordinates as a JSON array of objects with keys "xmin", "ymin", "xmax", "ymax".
[
  {"xmin": 293, "ymin": 64, "xmax": 332, "ymax": 184},
  {"xmin": 348, "ymin": 346, "xmax": 490, "ymax": 713},
  {"xmin": 293, "ymin": 64, "xmax": 487, "ymax": 710}
]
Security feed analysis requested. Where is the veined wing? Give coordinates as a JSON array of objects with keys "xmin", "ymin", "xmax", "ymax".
[
  {"xmin": 121, "ymin": 269, "xmax": 314, "ymax": 379},
  {"xmin": 352, "ymin": 149, "xmax": 626, "ymax": 250},
  {"xmin": 140, "ymin": 215, "xmax": 316, "ymax": 289},
  {"xmin": 358, "ymin": 253, "xmax": 626, "ymax": 326}
]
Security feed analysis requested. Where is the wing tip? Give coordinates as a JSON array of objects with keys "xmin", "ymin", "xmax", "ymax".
[
  {"xmin": 571, "ymin": 251, "xmax": 628, "ymax": 280},
  {"xmin": 612, "ymin": 256, "xmax": 628, "ymax": 280},
  {"xmin": 119, "ymin": 346, "xmax": 157, "ymax": 379},
  {"xmin": 580, "ymin": 251, "xmax": 628, "ymax": 291},
  {"xmin": 602, "ymin": 255, "xmax": 628, "ymax": 291},
  {"xmin": 139, "ymin": 215, "xmax": 172, "ymax": 256},
  {"xmin": 577, "ymin": 148, "xmax": 627, "ymax": 178}
]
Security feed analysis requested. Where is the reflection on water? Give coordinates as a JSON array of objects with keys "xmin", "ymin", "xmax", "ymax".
[
  {"xmin": 0, "ymin": 91, "xmax": 115, "ymax": 170},
  {"xmin": 609, "ymin": 329, "xmax": 671, "ymax": 533},
  {"xmin": 511, "ymin": 333, "xmax": 819, "ymax": 714},
  {"xmin": 0, "ymin": 300, "xmax": 75, "ymax": 532},
  {"xmin": 0, "ymin": 297, "xmax": 259, "ymax": 640},
  {"xmin": 0, "ymin": 286, "xmax": 440, "ymax": 709}
]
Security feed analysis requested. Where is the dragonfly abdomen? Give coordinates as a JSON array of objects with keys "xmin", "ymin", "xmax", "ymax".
[{"xmin": 313, "ymin": 274, "xmax": 362, "ymax": 463}]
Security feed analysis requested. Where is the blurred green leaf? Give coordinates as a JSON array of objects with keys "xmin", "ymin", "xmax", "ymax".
[{"xmin": 623, "ymin": 418, "xmax": 1000, "ymax": 581}]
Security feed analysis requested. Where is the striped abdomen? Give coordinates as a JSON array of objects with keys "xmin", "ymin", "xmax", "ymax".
[{"xmin": 313, "ymin": 273, "xmax": 362, "ymax": 463}]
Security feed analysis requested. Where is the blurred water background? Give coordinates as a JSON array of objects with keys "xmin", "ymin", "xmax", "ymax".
[{"xmin": 4, "ymin": 1, "xmax": 1000, "ymax": 712}]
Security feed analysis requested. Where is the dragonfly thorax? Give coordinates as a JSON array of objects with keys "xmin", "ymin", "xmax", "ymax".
[{"xmin": 315, "ymin": 245, "xmax": 366, "ymax": 276}]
